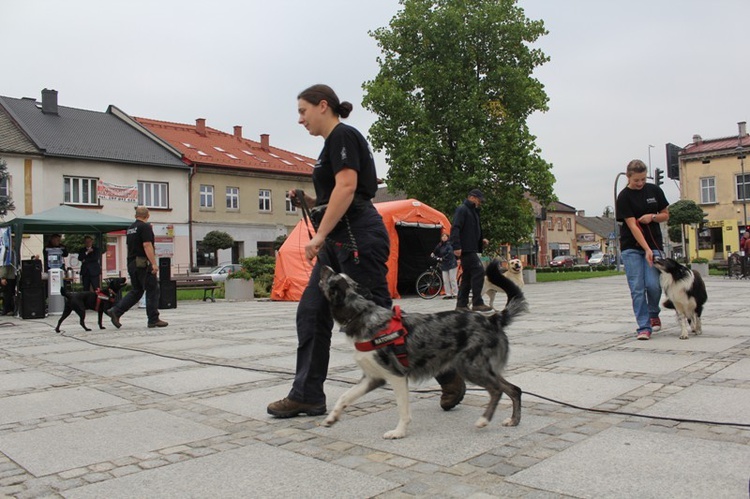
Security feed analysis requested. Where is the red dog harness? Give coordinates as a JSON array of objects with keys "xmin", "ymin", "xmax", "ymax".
[
  {"xmin": 354, "ymin": 306, "xmax": 409, "ymax": 367},
  {"xmin": 95, "ymin": 288, "xmax": 116, "ymax": 312}
]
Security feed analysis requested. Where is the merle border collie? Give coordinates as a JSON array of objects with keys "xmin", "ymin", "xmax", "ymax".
[{"xmin": 319, "ymin": 259, "xmax": 527, "ymax": 439}]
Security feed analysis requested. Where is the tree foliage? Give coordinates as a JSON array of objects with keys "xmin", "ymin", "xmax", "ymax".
[
  {"xmin": 202, "ymin": 231, "xmax": 234, "ymax": 263},
  {"xmin": 363, "ymin": 0, "xmax": 556, "ymax": 245},
  {"xmin": 667, "ymin": 199, "xmax": 706, "ymax": 226},
  {"xmin": 667, "ymin": 199, "xmax": 706, "ymax": 246}
]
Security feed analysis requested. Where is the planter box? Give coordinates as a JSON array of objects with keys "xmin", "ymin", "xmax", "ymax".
[
  {"xmin": 522, "ymin": 269, "xmax": 537, "ymax": 284},
  {"xmin": 225, "ymin": 278, "xmax": 254, "ymax": 301},
  {"xmin": 690, "ymin": 262, "xmax": 709, "ymax": 278}
]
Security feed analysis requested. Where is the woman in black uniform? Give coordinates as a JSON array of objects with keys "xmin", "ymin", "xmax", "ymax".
[{"xmin": 267, "ymin": 84, "xmax": 392, "ymax": 417}]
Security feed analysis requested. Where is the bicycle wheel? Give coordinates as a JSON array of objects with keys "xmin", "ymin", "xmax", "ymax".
[{"xmin": 416, "ymin": 270, "xmax": 443, "ymax": 299}]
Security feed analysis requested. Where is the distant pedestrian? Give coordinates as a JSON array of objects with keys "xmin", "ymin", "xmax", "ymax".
[
  {"xmin": 105, "ymin": 206, "xmax": 168, "ymax": 329},
  {"xmin": 431, "ymin": 233, "xmax": 458, "ymax": 299},
  {"xmin": 616, "ymin": 159, "xmax": 670, "ymax": 340},
  {"xmin": 77, "ymin": 235, "xmax": 101, "ymax": 292},
  {"xmin": 450, "ymin": 189, "xmax": 491, "ymax": 313}
]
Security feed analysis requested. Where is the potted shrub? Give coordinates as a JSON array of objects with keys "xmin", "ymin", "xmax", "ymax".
[
  {"xmin": 690, "ymin": 257, "xmax": 709, "ymax": 277},
  {"xmin": 224, "ymin": 269, "xmax": 254, "ymax": 301}
]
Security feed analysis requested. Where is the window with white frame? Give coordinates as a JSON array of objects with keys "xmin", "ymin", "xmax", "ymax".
[
  {"xmin": 200, "ymin": 184, "xmax": 214, "ymax": 208},
  {"xmin": 0, "ymin": 175, "xmax": 9, "ymax": 198},
  {"xmin": 285, "ymin": 192, "xmax": 297, "ymax": 213},
  {"xmin": 566, "ymin": 218, "xmax": 572, "ymax": 231},
  {"xmin": 259, "ymin": 189, "xmax": 271, "ymax": 212},
  {"xmin": 138, "ymin": 181, "xmax": 168, "ymax": 209},
  {"xmin": 700, "ymin": 177, "xmax": 716, "ymax": 204},
  {"xmin": 226, "ymin": 186, "xmax": 239, "ymax": 210},
  {"xmin": 64, "ymin": 176, "xmax": 98, "ymax": 205},
  {"xmin": 736, "ymin": 173, "xmax": 750, "ymax": 202}
]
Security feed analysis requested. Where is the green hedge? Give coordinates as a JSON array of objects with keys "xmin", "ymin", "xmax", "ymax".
[{"xmin": 536, "ymin": 264, "xmax": 616, "ymax": 273}]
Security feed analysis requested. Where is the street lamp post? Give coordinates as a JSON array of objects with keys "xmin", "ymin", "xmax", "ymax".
[
  {"xmin": 648, "ymin": 144, "xmax": 655, "ymax": 177},
  {"xmin": 613, "ymin": 172, "xmax": 627, "ymax": 271}
]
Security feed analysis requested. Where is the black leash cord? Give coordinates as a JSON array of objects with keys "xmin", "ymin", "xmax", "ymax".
[
  {"xmin": 294, "ymin": 189, "xmax": 359, "ymax": 265},
  {"xmin": 45, "ymin": 326, "xmax": 749, "ymax": 429}
]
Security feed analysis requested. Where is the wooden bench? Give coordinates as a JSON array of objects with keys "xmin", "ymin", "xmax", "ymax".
[{"xmin": 172, "ymin": 275, "xmax": 219, "ymax": 302}]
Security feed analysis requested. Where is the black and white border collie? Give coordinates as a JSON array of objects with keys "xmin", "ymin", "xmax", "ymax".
[{"xmin": 653, "ymin": 258, "xmax": 708, "ymax": 340}]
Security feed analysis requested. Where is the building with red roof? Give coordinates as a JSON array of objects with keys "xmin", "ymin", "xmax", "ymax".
[
  {"xmin": 134, "ymin": 117, "xmax": 314, "ymax": 268},
  {"xmin": 675, "ymin": 121, "xmax": 750, "ymax": 259}
]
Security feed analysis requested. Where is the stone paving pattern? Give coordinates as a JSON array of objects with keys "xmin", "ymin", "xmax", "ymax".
[{"xmin": 0, "ymin": 275, "xmax": 748, "ymax": 498}]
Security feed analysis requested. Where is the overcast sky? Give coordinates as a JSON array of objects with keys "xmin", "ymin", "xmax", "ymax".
[{"xmin": 4, "ymin": 0, "xmax": 749, "ymax": 216}]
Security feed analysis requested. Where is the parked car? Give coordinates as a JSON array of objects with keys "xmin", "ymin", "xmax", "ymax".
[
  {"xmin": 588, "ymin": 251, "xmax": 612, "ymax": 266},
  {"xmin": 549, "ymin": 255, "xmax": 575, "ymax": 268},
  {"xmin": 200, "ymin": 263, "xmax": 243, "ymax": 282}
]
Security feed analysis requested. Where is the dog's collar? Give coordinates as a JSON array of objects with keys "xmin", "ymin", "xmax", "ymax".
[{"xmin": 354, "ymin": 306, "xmax": 409, "ymax": 367}]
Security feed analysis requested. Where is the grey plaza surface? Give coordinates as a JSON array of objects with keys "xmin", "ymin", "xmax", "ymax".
[{"xmin": 0, "ymin": 274, "xmax": 749, "ymax": 498}]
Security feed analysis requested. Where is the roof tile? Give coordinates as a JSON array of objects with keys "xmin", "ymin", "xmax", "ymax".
[{"xmin": 135, "ymin": 117, "xmax": 314, "ymax": 177}]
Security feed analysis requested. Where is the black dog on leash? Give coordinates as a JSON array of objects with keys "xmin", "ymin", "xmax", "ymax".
[{"xmin": 55, "ymin": 277, "xmax": 127, "ymax": 332}]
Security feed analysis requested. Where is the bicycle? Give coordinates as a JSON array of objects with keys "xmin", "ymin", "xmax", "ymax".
[{"xmin": 415, "ymin": 257, "xmax": 444, "ymax": 299}]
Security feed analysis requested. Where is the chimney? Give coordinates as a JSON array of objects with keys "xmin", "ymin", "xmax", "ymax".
[
  {"xmin": 739, "ymin": 121, "xmax": 747, "ymax": 138},
  {"xmin": 260, "ymin": 133, "xmax": 270, "ymax": 151},
  {"xmin": 692, "ymin": 134, "xmax": 703, "ymax": 145},
  {"xmin": 577, "ymin": 210, "xmax": 585, "ymax": 217},
  {"xmin": 41, "ymin": 88, "xmax": 58, "ymax": 115},
  {"xmin": 233, "ymin": 125, "xmax": 242, "ymax": 140},
  {"xmin": 196, "ymin": 118, "xmax": 206, "ymax": 137}
]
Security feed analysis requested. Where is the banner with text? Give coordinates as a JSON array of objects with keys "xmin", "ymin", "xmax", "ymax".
[{"xmin": 98, "ymin": 181, "xmax": 138, "ymax": 203}]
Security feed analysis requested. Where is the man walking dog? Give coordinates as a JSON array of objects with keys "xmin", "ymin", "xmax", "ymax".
[{"xmin": 105, "ymin": 206, "xmax": 168, "ymax": 329}]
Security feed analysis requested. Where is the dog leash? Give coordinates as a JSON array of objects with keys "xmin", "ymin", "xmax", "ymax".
[
  {"xmin": 637, "ymin": 217, "xmax": 665, "ymax": 255},
  {"xmin": 293, "ymin": 189, "xmax": 360, "ymax": 266}
]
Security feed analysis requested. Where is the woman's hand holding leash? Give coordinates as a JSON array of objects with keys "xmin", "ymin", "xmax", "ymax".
[{"xmin": 305, "ymin": 234, "xmax": 325, "ymax": 264}]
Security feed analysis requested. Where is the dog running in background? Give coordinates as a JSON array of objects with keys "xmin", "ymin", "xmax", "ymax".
[
  {"xmin": 55, "ymin": 277, "xmax": 127, "ymax": 333},
  {"xmin": 653, "ymin": 258, "xmax": 707, "ymax": 340},
  {"xmin": 484, "ymin": 258, "xmax": 524, "ymax": 309},
  {"xmin": 319, "ymin": 259, "xmax": 527, "ymax": 439}
]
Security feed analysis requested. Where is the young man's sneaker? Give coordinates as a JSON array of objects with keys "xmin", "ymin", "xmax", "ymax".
[
  {"xmin": 267, "ymin": 397, "xmax": 326, "ymax": 418},
  {"xmin": 148, "ymin": 320, "xmax": 169, "ymax": 328},
  {"xmin": 636, "ymin": 330, "xmax": 652, "ymax": 340},
  {"xmin": 104, "ymin": 309, "xmax": 121, "ymax": 329},
  {"xmin": 455, "ymin": 306, "xmax": 471, "ymax": 313},
  {"xmin": 650, "ymin": 317, "xmax": 662, "ymax": 332}
]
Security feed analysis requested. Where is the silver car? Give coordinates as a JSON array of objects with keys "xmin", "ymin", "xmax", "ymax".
[{"xmin": 201, "ymin": 263, "xmax": 243, "ymax": 282}]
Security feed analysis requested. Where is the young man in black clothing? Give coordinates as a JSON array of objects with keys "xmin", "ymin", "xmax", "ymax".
[{"xmin": 105, "ymin": 206, "xmax": 167, "ymax": 329}]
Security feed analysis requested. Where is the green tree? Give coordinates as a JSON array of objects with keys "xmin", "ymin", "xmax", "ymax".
[
  {"xmin": 0, "ymin": 157, "xmax": 16, "ymax": 217},
  {"xmin": 201, "ymin": 231, "xmax": 234, "ymax": 264},
  {"xmin": 363, "ymin": 0, "xmax": 556, "ymax": 245},
  {"xmin": 667, "ymin": 199, "xmax": 706, "ymax": 257}
]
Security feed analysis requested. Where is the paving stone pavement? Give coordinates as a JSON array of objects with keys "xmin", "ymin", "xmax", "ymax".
[{"xmin": 0, "ymin": 274, "xmax": 749, "ymax": 498}]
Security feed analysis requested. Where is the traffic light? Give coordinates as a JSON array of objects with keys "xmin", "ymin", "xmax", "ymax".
[{"xmin": 654, "ymin": 168, "xmax": 664, "ymax": 186}]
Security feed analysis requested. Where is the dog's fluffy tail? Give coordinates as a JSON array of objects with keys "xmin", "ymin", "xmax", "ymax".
[{"xmin": 485, "ymin": 259, "xmax": 528, "ymax": 327}]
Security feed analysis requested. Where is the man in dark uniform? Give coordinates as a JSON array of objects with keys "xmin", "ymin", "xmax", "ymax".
[
  {"xmin": 77, "ymin": 235, "xmax": 101, "ymax": 292},
  {"xmin": 105, "ymin": 206, "xmax": 167, "ymax": 328},
  {"xmin": 451, "ymin": 189, "xmax": 491, "ymax": 313}
]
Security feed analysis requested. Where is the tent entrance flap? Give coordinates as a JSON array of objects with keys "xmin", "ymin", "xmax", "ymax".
[{"xmin": 395, "ymin": 224, "xmax": 442, "ymax": 296}]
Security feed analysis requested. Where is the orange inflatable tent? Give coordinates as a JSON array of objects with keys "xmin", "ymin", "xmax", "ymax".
[{"xmin": 271, "ymin": 199, "xmax": 451, "ymax": 301}]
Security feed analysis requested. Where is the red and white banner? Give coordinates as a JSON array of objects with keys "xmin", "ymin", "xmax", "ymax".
[{"xmin": 98, "ymin": 181, "xmax": 138, "ymax": 203}]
